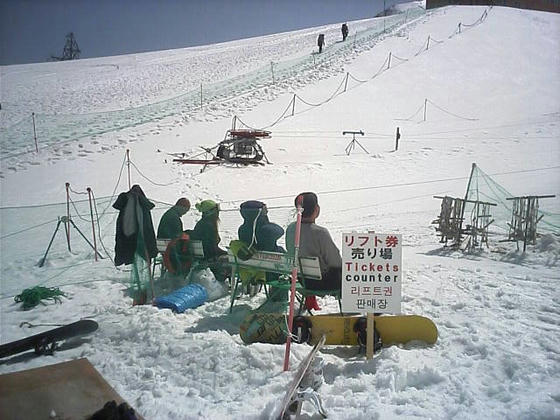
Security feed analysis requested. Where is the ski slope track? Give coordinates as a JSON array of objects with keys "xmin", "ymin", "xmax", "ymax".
[{"xmin": 1, "ymin": 3, "xmax": 559, "ymax": 419}]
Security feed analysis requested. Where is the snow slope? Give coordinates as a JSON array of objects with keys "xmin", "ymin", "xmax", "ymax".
[{"xmin": 1, "ymin": 3, "xmax": 559, "ymax": 419}]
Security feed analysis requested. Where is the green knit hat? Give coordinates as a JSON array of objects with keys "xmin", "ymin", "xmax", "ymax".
[{"xmin": 195, "ymin": 200, "xmax": 218, "ymax": 215}]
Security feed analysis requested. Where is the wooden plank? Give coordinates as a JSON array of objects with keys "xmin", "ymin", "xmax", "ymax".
[
  {"xmin": 191, "ymin": 240, "xmax": 204, "ymax": 258},
  {"xmin": 0, "ymin": 358, "xmax": 143, "ymax": 420},
  {"xmin": 299, "ymin": 257, "xmax": 322, "ymax": 280},
  {"xmin": 156, "ymin": 238, "xmax": 171, "ymax": 253},
  {"xmin": 227, "ymin": 250, "xmax": 321, "ymax": 279}
]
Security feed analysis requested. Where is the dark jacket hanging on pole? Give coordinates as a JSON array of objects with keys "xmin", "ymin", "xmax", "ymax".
[{"xmin": 113, "ymin": 184, "xmax": 158, "ymax": 266}]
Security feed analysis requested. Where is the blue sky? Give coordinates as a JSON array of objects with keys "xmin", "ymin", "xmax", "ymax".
[{"xmin": 0, "ymin": 0, "xmax": 405, "ymax": 65}]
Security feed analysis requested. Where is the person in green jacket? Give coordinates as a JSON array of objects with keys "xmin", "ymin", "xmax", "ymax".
[{"xmin": 157, "ymin": 198, "xmax": 191, "ymax": 239}]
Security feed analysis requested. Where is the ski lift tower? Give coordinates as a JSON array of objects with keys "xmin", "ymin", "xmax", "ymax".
[{"xmin": 52, "ymin": 32, "xmax": 81, "ymax": 61}]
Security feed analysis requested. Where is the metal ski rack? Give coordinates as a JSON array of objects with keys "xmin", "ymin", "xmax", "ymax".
[
  {"xmin": 504, "ymin": 194, "xmax": 556, "ymax": 252},
  {"xmin": 432, "ymin": 196, "xmax": 496, "ymax": 251}
]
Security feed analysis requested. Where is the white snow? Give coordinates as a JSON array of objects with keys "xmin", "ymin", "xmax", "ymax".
[{"xmin": 1, "ymin": 3, "xmax": 560, "ymax": 419}]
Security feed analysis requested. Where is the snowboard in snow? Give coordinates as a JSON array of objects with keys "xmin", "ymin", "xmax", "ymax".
[
  {"xmin": 240, "ymin": 313, "xmax": 437, "ymax": 347},
  {"xmin": 0, "ymin": 320, "xmax": 98, "ymax": 359},
  {"xmin": 278, "ymin": 334, "xmax": 326, "ymax": 420}
]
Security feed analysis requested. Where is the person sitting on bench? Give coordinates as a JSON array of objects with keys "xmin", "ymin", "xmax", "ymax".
[
  {"xmin": 285, "ymin": 192, "xmax": 342, "ymax": 292},
  {"xmin": 157, "ymin": 197, "xmax": 191, "ymax": 239},
  {"xmin": 238, "ymin": 200, "xmax": 285, "ymax": 253},
  {"xmin": 238, "ymin": 200, "xmax": 287, "ymax": 301},
  {"xmin": 191, "ymin": 200, "xmax": 228, "ymax": 281}
]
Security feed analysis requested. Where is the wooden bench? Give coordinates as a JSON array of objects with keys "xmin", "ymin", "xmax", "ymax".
[
  {"xmin": 227, "ymin": 249, "xmax": 341, "ymax": 313},
  {"xmin": 153, "ymin": 238, "xmax": 205, "ymax": 279}
]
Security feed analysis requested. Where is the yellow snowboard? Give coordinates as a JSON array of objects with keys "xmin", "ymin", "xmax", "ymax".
[
  {"xmin": 304, "ymin": 314, "xmax": 437, "ymax": 346},
  {"xmin": 240, "ymin": 313, "xmax": 438, "ymax": 347}
]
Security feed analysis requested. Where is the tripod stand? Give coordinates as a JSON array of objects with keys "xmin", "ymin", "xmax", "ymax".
[
  {"xmin": 343, "ymin": 130, "xmax": 368, "ymax": 155},
  {"xmin": 39, "ymin": 216, "xmax": 104, "ymax": 267}
]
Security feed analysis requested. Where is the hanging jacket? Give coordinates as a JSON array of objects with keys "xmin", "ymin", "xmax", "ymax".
[{"xmin": 113, "ymin": 185, "xmax": 158, "ymax": 266}]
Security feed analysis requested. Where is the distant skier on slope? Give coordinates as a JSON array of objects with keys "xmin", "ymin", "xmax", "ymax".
[
  {"xmin": 341, "ymin": 23, "xmax": 349, "ymax": 41},
  {"xmin": 317, "ymin": 34, "xmax": 325, "ymax": 53}
]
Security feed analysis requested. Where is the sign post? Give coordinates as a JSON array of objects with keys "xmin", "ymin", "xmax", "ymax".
[{"xmin": 341, "ymin": 232, "xmax": 402, "ymax": 359}]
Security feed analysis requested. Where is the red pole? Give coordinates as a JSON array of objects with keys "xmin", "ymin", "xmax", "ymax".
[
  {"xmin": 87, "ymin": 188, "xmax": 99, "ymax": 262},
  {"xmin": 65, "ymin": 182, "xmax": 71, "ymax": 251},
  {"xmin": 126, "ymin": 149, "xmax": 131, "ymax": 189},
  {"xmin": 283, "ymin": 195, "xmax": 304, "ymax": 371}
]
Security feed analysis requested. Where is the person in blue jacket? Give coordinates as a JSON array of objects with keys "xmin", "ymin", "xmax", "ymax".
[
  {"xmin": 238, "ymin": 200, "xmax": 286, "ymax": 301},
  {"xmin": 238, "ymin": 200, "xmax": 285, "ymax": 253}
]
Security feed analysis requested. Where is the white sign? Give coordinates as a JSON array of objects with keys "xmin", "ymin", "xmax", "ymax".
[{"xmin": 341, "ymin": 233, "xmax": 402, "ymax": 313}]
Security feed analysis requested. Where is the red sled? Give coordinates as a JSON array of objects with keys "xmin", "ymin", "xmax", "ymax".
[{"xmin": 227, "ymin": 129, "xmax": 271, "ymax": 139}]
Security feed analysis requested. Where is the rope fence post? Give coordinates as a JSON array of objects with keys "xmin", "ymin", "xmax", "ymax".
[
  {"xmin": 87, "ymin": 188, "xmax": 99, "ymax": 262},
  {"xmin": 426, "ymin": 35, "xmax": 431, "ymax": 51},
  {"xmin": 291, "ymin": 94, "xmax": 296, "ymax": 116},
  {"xmin": 395, "ymin": 127, "xmax": 401, "ymax": 151},
  {"xmin": 65, "ymin": 182, "xmax": 72, "ymax": 252},
  {"xmin": 271, "ymin": 61, "xmax": 275, "ymax": 84},
  {"xmin": 343, "ymin": 73, "xmax": 349, "ymax": 92},
  {"xmin": 458, "ymin": 22, "xmax": 462, "ymax": 34},
  {"xmin": 387, "ymin": 52, "xmax": 392, "ymax": 70},
  {"xmin": 32, "ymin": 112, "xmax": 38, "ymax": 153},
  {"xmin": 126, "ymin": 149, "xmax": 131, "ymax": 189},
  {"xmin": 423, "ymin": 98, "xmax": 428, "ymax": 122},
  {"xmin": 232, "ymin": 115, "xmax": 237, "ymax": 130}
]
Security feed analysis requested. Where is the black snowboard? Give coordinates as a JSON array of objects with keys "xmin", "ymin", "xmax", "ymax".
[{"xmin": 0, "ymin": 320, "xmax": 98, "ymax": 359}]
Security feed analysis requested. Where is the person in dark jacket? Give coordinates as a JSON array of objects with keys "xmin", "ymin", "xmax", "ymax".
[
  {"xmin": 157, "ymin": 197, "xmax": 191, "ymax": 239},
  {"xmin": 192, "ymin": 200, "xmax": 227, "ymax": 259},
  {"xmin": 238, "ymin": 200, "xmax": 286, "ymax": 301},
  {"xmin": 238, "ymin": 200, "xmax": 285, "ymax": 253},
  {"xmin": 317, "ymin": 34, "xmax": 325, "ymax": 53},
  {"xmin": 112, "ymin": 184, "xmax": 158, "ymax": 266},
  {"xmin": 341, "ymin": 23, "xmax": 349, "ymax": 41},
  {"xmin": 191, "ymin": 199, "xmax": 228, "ymax": 281}
]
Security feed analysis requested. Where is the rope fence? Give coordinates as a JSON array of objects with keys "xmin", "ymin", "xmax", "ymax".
[
  {"xmin": 226, "ymin": 6, "xmax": 492, "ymax": 132},
  {"xmin": 1, "ymin": 153, "xmax": 558, "ymax": 296},
  {"xmin": 1, "ymin": 7, "xmax": 427, "ymax": 162},
  {"xmin": 1, "ymin": 6, "xmax": 493, "ymax": 164}
]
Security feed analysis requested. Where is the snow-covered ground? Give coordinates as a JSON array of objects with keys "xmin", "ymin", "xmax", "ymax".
[{"xmin": 1, "ymin": 3, "xmax": 560, "ymax": 419}]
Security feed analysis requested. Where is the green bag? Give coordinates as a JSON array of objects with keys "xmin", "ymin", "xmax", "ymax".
[{"xmin": 229, "ymin": 239, "xmax": 256, "ymax": 261}]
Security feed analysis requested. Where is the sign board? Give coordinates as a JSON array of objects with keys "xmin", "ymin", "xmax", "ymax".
[{"xmin": 341, "ymin": 233, "xmax": 402, "ymax": 313}]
